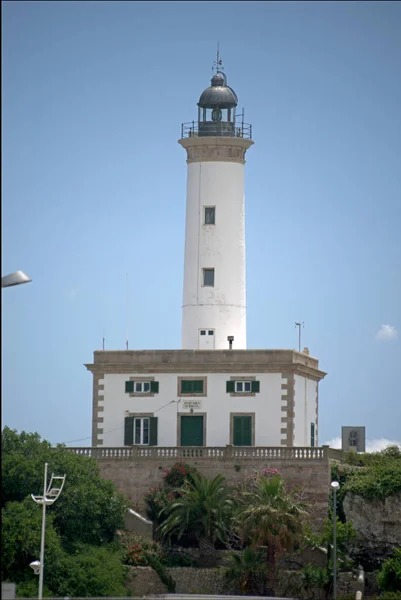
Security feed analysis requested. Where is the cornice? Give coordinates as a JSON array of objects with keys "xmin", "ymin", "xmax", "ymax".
[
  {"xmin": 85, "ymin": 361, "xmax": 326, "ymax": 382},
  {"xmin": 178, "ymin": 136, "xmax": 254, "ymax": 164}
]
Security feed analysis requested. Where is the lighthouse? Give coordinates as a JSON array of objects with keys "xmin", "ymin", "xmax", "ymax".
[
  {"xmin": 179, "ymin": 64, "xmax": 253, "ymax": 350},
  {"xmin": 86, "ymin": 57, "xmax": 326, "ymax": 452}
]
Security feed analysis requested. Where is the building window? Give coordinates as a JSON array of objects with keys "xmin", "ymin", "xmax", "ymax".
[
  {"xmin": 208, "ymin": 330, "xmax": 214, "ymax": 336},
  {"xmin": 125, "ymin": 380, "xmax": 159, "ymax": 395},
  {"xmin": 181, "ymin": 379, "xmax": 204, "ymax": 394},
  {"xmin": 124, "ymin": 415, "xmax": 158, "ymax": 446},
  {"xmin": 204, "ymin": 206, "xmax": 215, "ymax": 225},
  {"xmin": 349, "ymin": 430, "xmax": 358, "ymax": 447},
  {"xmin": 311, "ymin": 422, "xmax": 315, "ymax": 448},
  {"xmin": 235, "ymin": 381, "xmax": 252, "ymax": 393},
  {"xmin": 178, "ymin": 377, "xmax": 207, "ymax": 396},
  {"xmin": 226, "ymin": 379, "xmax": 260, "ymax": 394},
  {"xmin": 135, "ymin": 381, "xmax": 150, "ymax": 393},
  {"xmin": 203, "ymin": 268, "xmax": 215, "ymax": 287},
  {"xmin": 200, "ymin": 330, "xmax": 206, "ymax": 335},
  {"xmin": 135, "ymin": 417, "xmax": 149, "ymax": 445},
  {"xmin": 231, "ymin": 414, "xmax": 255, "ymax": 446}
]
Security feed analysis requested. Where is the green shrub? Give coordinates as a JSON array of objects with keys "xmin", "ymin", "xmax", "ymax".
[
  {"xmin": 377, "ymin": 548, "xmax": 401, "ymax": 593},
  {"xmin": 163, "ymin": 548, "xmax": 197, "ymax": 567}
]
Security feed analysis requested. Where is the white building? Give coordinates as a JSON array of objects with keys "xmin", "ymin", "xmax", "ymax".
[{"xmin": 86, "ymin": 64, "xmax": 326, "ymax": 449}]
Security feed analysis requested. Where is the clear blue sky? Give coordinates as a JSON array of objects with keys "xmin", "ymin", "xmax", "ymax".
[{"xmin": 2, "ymin": 1, "xmax": 401, "ymax": 447}]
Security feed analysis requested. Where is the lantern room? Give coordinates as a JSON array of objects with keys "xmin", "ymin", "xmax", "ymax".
[{"xmin": 197, "ymin": 71, "xmax": 238, "ymax": 137}]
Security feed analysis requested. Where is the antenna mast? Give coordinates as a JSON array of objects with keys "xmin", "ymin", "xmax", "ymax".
[
  {"xmin": 295, "ymin": 321, "xmax": 304, "ymax": 353},
  {"xmin": 126, "ymin": 273, "xmax": 129, "ymax": 350},
  {"xmin": 213, "ymin": 42, "xmax": 224, "ymax": 73}
]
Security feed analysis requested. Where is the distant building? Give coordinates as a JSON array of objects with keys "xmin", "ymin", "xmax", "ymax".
[
  {"xmin": 85, "ymin": 62, "xmax": 326, "ymax": 448},
  {"xmin": 342, "ymin": 426, "xmax": 366, "ymax": 453}
]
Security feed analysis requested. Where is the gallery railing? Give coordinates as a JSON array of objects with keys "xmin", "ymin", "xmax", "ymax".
[{"xmin": 181, "ymin": 120, "xmax": 252, "ymax": 140}]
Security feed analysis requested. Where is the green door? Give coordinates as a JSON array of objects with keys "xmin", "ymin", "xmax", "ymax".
[
  {"xmin": 180, "ymin": 416, "xmax": 204, "ymax": 446},
  {"xmin": 233, "ymin": 416, "xmax": 252, "ymax": 446}
]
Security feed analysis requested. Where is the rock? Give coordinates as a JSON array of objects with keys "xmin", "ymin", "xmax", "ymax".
[{"xmin": 343, "ymin": 492, "xmax": 401, "ymax": 568}]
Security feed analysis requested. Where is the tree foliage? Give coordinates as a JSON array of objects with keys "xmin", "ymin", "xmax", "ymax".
[
  {"xmin": 2, "ymin": 426, "xmax": 127, "ymax": 546},
  {"xmin": 1, "ymin": 427, "xmax": 129, "ymax": 597},
  {"xmin": 235, "ymin": 474, "xmax": 307, "ymax": 551},
  {"xmin": 230, "ymin": 471, "xmax": 308, "ymax": 595},
  {"xmin": 377, "ymin": 548, "xmax": 401, "ymax": 593},
  {"xmin": 340, "ymin": 446, "xmax": 401, "ymax": 500},
  {"xmin": 159, "ymin": 473, "xmax": 235, "ymax": 560},
  {"xmin": 224, "ymin": 546, "xmax": 267, "ymax": 595}
]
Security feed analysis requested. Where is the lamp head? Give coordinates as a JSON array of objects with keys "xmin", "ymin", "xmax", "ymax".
[
  {"xmin": 330, "ymin": 481, "xmax": 340, "ymax": 491},
  {"xmin": 29, "ymin": 560, "xmax": 41, "ymax": 575}
]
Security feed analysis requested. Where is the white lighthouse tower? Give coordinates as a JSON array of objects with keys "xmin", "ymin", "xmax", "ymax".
[{"xmin": 179, "ymin": 62, "xmax": 253, "ymax": 350}]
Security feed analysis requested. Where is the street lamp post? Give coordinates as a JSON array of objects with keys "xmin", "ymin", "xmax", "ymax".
[
  {"xmin": 331, "ymin": 480, "xmax": 340, "ymax": 600},
  {"xmin": 31, "ymin": 463, "xmax": 66, "ymax": 600},
  {"xmin": 2, "ymin": 271, "xmax": 32, "ymax": 288}
]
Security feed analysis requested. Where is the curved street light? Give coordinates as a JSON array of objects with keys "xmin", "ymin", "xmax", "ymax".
[
  {"xmin": 2, "ymin": 271, "xmax": 32, "ymax": 288},
  {"xmin": 31, "ymin": 463, "xmax": 66, "ymax": 600}
]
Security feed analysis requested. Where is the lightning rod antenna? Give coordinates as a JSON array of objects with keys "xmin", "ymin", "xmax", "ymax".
[
  {"xmin": 126, "ymin": 273, "xmax": 129, "ymax": 350},
  {"xmin": 213, "ymin": 42, "xmax": 224, "ymax": 73},
  {"xmin": 295, "ymin": 321, "xmax": 304, "ymax": 353}
]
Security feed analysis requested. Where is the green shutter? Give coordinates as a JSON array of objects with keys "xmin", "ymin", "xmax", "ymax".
[
  {"xmin": 226, "ymin": 381, "xmax": 235, "ymax": 393},
  {"xmin": 181, "ymin": 379, "xmax": 203, "ymax": 394},
  {"xmin": 233, "ymin": 416, "xmax": 252, "ymax": 446},
  {"xmin": 150, "ymin": 381, "xmax": 159, "ymax": 393},
  {"xmin": 181, "ymin": 380, "xmax": 190, "ymax": 394},
  {"xmin": 311, "ymin": 423, "xmax": 315, "ymax": 448},
  {"xmin": 242, "ymin": 416, "xmax": 252, "ymax": 445},
  {"xmin": 149, "ymin": 417, "xmax": 158, "ymax": 446},
  {"xmin": 124, "ymin": 416, "xmax": 134, "ymax": 445},
  {"xmin": 125, "ymin": 381, "xmax": 134, "ymax": 393},
  {"xmin": 233, "ymin": 417, "xmax": 243, "ymax": 446},
  {"xmin": 251, "ymin": 380, "xmax": 260, "ymax": 393},
  {"xmin": 194, "ymin": 380, "xmax": 204, "ymax": 393}
]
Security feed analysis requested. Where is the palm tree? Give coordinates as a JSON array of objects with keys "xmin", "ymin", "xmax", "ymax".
[
  {"xmin": 159, "ymin": 473, "xmax": 235, "ymax": 564},
  {"xmin": 235, "ymin": 474, "xmax": 308, "ymax": 594},
  {"xmin": 224, "ymin": 546, "xmax": 267, "ymax": 595}
]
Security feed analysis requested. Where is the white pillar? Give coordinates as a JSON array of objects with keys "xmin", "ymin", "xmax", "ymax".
[{"xmin": 179, "ymin": 136, "xmax": 253, "ymax": 350}]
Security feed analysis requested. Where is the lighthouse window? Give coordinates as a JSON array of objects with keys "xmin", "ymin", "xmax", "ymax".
[
  {"xmin": 204, "ymin": 206, "xmax": 215, "ymax": 225},
  {"xmin": 203, "ymin": 268, "xmax": 215, "ymax": 287}
]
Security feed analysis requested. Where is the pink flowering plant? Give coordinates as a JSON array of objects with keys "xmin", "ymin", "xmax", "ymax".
[
  {"xmin": 163, "ymin": 461, "xmax": 198, "ymax": 488},
  {"xmin": 145, "ymin": 462, "xmax": 200, "ymax": 523}
]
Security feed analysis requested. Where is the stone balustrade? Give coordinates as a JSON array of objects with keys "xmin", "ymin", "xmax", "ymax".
[{"xmin": 66, "ymin": 445, "xmax": 330, "ymax": 461}]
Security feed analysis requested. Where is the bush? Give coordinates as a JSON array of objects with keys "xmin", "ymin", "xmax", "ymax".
[
  {"xmin": 145, "ymin": 462, "xmax": 200, "ymax": 523},
  {"xmin": 122, "ymin": 532, "xmax": 165, "ymax": 566},
  {"xmin": 162, "ymin": 461, "xmax": 199, "ymax": 488},
  {"xmin": 163, "ymin": 548, "xmax": 197, "ymax": 567},
  {"xmin": 377, "ymin": 548, "xmax": 401, "ymax": 593}
]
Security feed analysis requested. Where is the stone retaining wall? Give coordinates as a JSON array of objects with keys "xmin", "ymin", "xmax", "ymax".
[
  {"xmin": 97, "ymin": 455, "xmax": 330, "ymax": 525},
  {"xmin": 126, "ymin": 567, "xmax": 365, "ymax": 598}
]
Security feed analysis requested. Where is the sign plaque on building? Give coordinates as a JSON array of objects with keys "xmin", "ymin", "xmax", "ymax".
[{"xmin": 183, "ymin": 400, "xmax": 202, "ymax": 410}]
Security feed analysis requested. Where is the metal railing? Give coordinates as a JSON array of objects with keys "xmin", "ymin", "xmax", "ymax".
[
  {"xmin": 181, "ymin": 120, "xmax": 252, "ymax": 140},
  {"xmin": 65, "ymin": 445, "xmax": 329, "ymax": 461}
]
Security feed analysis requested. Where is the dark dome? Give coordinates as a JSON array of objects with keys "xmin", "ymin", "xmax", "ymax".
[{"xmin": 198, "ymin": 72, "xmax": 238, "ymax": 109}]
